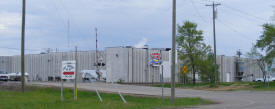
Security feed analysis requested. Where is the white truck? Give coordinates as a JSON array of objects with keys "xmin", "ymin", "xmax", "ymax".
[
  {"xmin": 8, "ymin": 72, "xmax": 29, "ymax": 81},
  {"xmin": 0, "ymin": 71, "xmax": 9, "ymax": 81},
  {"xmin": 254, "ymin": 75, "xmax": 275, "ymax": 82}
]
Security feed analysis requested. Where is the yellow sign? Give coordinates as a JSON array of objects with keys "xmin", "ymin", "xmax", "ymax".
[{"xmin": 182, "ymin": 66, "xmax": 187, "ymax": 74}]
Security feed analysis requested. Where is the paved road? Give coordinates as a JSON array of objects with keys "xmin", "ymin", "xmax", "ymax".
[{"xmin": 30, "ymin": 82, "xmax": 275, "ymax": 109}]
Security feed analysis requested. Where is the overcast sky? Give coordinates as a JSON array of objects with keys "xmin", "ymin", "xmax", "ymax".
[{"xmin": 0, "ymin": 0, "xmax": 274, "ymax": 56}]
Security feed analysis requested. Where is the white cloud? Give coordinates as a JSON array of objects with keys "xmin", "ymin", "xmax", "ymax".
[
  {"xmin": 0, "ymin": 12, "xmax": 21, "ymax": 36},
  {"xmin": 0, "ymin": 24, "xmax": 6, "ymax": 30}
]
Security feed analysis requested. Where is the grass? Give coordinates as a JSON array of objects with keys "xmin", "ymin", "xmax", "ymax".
[
  {"xmin": 0, "ymin": 86, "xmax": 211, "ymax": 109},
  {"xmin": 152, "ymin": 82, "xmax": 275, "ymax": 91}
]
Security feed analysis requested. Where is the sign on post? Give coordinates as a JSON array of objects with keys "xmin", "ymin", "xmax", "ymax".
[
  {"xmin": 150, "ymin": 53, "xmax": 162, "ymax": 66},
  {"xmin": 182, "ymin": 66, "xmax": 187, "ymax": 74},
  {"xmin": 61, "ymin": 60, "xmax": 76, "ymax": 102},
  {"xmin": 62, "ymin": 61, "xmax": 76, "ymax": 79}
]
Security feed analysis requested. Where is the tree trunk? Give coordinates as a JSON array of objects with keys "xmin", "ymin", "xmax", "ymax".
[
  {"xmin": 263, "ymin": 71, "xmax": 266, "ymax": 87},
  {"xmin": 192, "ymin": 65, "xmax": 196, "ymax": 84}
]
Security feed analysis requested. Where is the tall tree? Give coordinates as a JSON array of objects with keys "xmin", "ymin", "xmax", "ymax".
[
  {"xmin": 247, "ymin": 45, "xmax": 267, "ymax": 84},
  {"xmin": 177, "ymin": 21, "xmax": 212, "ymax": 84},
  {"xmin": 255, "ymin": 24, "xmax": 275, "ymax": 64}
]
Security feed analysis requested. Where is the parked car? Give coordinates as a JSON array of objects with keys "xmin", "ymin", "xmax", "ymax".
[
  {"xmin": 8, "ymin": 72, "xmax": 29, "ymax": 81},
  {"xmin": 0, "ymin": 71, "xmax": 8, "ymax": 81},
  {"xmin": 254, "ymin": 75, "xmax": 275, "ymax": 82}
]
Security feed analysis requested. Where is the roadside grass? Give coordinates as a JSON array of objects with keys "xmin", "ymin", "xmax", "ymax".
[
  {"xmin": 152, "ymin": 82, "xmax": 275, "ymax": 91},
  {"xmin": 0, "ymin": 86, "xmax": 212, "ymax": 109}
]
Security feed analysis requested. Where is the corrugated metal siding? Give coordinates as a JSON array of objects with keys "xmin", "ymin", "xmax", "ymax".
[
  {"xmin": 106, "ymin": 47, "xmax": 170, "ymax": 83},
  {"xmin": 0, "ymin": 51, "xmax": 105, "ymax": 81},
  {"xmin": 0, "ymin": 47, "xmax": 264, "ymax": 83}
]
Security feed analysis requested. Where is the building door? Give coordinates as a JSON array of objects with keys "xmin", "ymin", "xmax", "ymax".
[{"xmin": 226, "ymin": 72, "xmax": 231, "ymax": 82}]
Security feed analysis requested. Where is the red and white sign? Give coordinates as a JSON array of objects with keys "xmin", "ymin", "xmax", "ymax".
[
  {"xmin": 152, "ymin": 53, "xmax": 161, "ymax": 59},
  {"xmin": 61, "ymin": 61, "xmax": 76, "ymax": 79}
]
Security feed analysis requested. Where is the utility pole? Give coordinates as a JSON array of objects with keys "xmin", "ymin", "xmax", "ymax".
[
  {"xmin": 21, "ymin": 0, "xmax": 26, "ymax": 93},
  {"xmin": 74, "ymin": 46, "xmax": 78, "ymax": 100},
  {"xmin": 95, "ymin": 28, "xmax": 100, "ymax": 80},
  {"xmin": 206, "ymin": 2, "xmax": 220, "ymax": 84},
  {"xmin": 67, "ymin": 20, "xmax": 70, "ymax": 48},
  {"xmin": 171, "ymin": 0, "xmax": 176, "ymax": 103}
]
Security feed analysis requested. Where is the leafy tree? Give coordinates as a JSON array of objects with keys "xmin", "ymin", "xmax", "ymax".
[
  {"xmin": 176, "ymin": 21, "xmax": 216, "ymax": 84},
  {"xmin": 255, "ymin": 24, "xmax": 275, "ymax": 64},
  {"xmin": 246, "ymin": 45, "xmax": 267, "ymax": 84},
  {"xmin": 197, "ymin": 54, "xmax": 219, "ymax": 83}
]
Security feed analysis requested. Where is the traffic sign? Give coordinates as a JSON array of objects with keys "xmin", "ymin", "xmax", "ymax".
[
  {"xmin": 61, "ymin": 61, "xmax": 76, "ymax": 79},
  {"xmin": 182, "ymin": 66, "xmax": 187, "ymax": 74},
  {"xmin": 267, "ymin": 65, "xmax": 271, "ymax": 72}
]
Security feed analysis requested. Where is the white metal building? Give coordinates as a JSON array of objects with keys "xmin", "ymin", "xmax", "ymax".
[{"xmin": 0, "ymin": 47, "xmax": 270, "ymax": 83}]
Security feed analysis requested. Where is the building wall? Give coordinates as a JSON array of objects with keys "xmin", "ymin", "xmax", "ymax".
[
  {"xmin": 0, "ymin": 51, "xmax": 105, "ymax": 81},
  {"xmin": 106, "ymin": 47, "xmax": 170, "ymax": 83},
  {"xmin": 0, "ymin": 47, "xmax": 266, "ymax": 83}
]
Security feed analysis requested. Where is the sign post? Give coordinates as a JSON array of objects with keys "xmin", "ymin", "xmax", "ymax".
[
  {"xmin": 61, "ymin": 60, "xmax": 76, "ymax": 101},
  {"xmin": 74, "ymin": 46, "xmax": 78, "ymax": 101},
  {"xmin": 182, "ymin": 66, "xmax": 187, "ymax": 84},
  {"xmin": 182, "ymin": 66, "xmax": 187, "ymax": 74},
  {"xmin": 61, "ymin": 78, "xmax": 64, "ymax": 101},
  {"xmin": 161, "ymin": 64, "xmax": 164, "ymax": 102}
]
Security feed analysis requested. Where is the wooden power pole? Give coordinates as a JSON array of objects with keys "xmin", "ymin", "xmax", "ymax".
[{"xmin": 206, "ymin": 2, "xmax": 220, "ymax": 84}]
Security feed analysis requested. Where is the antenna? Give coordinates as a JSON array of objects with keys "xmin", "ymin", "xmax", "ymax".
[
  {"xmin": 67, "ymin": 19, "xmax": 70, "ymax": 48},
  {"xmin": 95, "ymin": 27, "xmax": 101, "ymax": 80}
]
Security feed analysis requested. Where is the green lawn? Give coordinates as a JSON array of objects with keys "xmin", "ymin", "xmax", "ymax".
[
  {"xmin": 0, "ymin": 86, "xmax": 211, "ymax": 109},
  {"xmin": 152, "ymin": 82, "xmax": 275, "ymax": 91}
]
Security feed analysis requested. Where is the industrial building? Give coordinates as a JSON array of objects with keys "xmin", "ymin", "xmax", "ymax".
[{"xmin": 0, "ymin": 47, "xmax": 273, "ymax": 83}]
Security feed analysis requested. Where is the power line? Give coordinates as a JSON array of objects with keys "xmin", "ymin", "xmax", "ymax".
[
  {"xmin": 215, "ymin": 19, "xmax": 254, "ymax": 41},
  {"xmin": 189, "ymin": 0, "xmax": 208, "ymax": 23},
  {"xmin": 222, "ymin": 4, "xmax": 266, "ymax": 22}
]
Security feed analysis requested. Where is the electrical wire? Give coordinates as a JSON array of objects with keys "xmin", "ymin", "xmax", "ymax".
[
  {"xmin": 189, "ymin": 0, "xmax": 209, "ymax": 23},
  {"xmin": 215, "ymin": 19, "xmax": 255, "ymax": 41},
  {"xmin": 222, "ymin": 4, "xmax": 267, "ymax": 22}
]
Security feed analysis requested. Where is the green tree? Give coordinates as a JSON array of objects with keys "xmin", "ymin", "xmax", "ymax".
[
  {"xmin": 255, "ymin": 24, "xmax": 275, "ymax": 64},
  {"xmin": 197, "ymin": 54, "xmax": 219, "ymax": 83},
  {"xmin": 176, "ymin": 21, "xmax": 215, "ymax": 84},
  {"xmin": 246, "ymin": 45, "xmax": 267, "ymax": 85}
]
